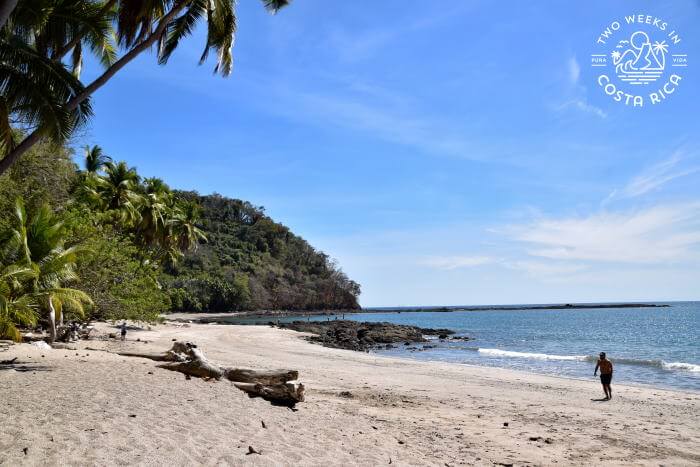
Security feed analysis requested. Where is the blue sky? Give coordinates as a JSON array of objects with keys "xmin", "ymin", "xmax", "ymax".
[{"xmin": 80, "ymin": 0, "xmax": 700, "ymax": 306}]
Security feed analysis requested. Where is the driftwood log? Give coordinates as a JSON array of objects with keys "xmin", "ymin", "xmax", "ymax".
[{"xmin": 118, "ymin": 341, "xmax": 304, "ymax": 406}]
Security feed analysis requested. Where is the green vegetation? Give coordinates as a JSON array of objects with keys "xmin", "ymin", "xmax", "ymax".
[
  {"xmin": 0, "ymin": 0, "xmax": 290, "ymax": 175},
  {"xmin": 0, "ymin": 142, "xmax": 360, "ymax": 340},
  {"xmin": 0, "ymin": 1, "xmax": 359, "ymax": 343},
  {"xmin": 164, "ymin": 192, "xmax": 361, "ymax": 311}
]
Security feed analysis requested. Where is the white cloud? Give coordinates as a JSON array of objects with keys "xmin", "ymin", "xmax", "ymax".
[
  {"xmin": 557, "ymin": 56, "xmax": 607, "ymax": 119},
  {"xmin": 604, "ymin": 151, "xmax": 700, "ymax": 204},
  {"xmin": 507, "ymin": 203, "xmax": 700, "ymax": 264},
  {"xmin": 558, "ymin": 99, "xmax": 607, "ymax": 119},
  {"xmin": 567, "ymin": 57, "xmax": 581, "ymax": 85},
  {"xmin": 421, "ymin": 255, "xmax": 494, "ymax": 270},
  {"xmin": 505, "ymin": 261, "xmax": 587, "ymax": 277},
  {"xmin": 283, "ymin": 90, "xmax": 479, "ymax": 160}
]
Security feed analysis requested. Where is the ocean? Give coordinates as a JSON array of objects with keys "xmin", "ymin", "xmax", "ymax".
[{"xmin": 260, "ymin": 302, "xmax": 700, "ymax": 391}]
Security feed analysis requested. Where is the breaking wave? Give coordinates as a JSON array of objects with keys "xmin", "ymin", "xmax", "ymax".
[{"xmin": 473, "ymin": 348, "xmax": 699, "ymax": 373}]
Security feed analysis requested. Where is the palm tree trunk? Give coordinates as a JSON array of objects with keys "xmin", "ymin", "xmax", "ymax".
[
  {"xmin": 0, "ymin": 0, "xmax": 191, "ymax": 176},
  {"xmin": 0, "ymin": 0, "xmax": 18, "ymax": 29},
  {"xmin": 47, "ymin": 298, "xmax": 57, "ymax": 344},
  {"xmin": 0, "ymin": 128, "xmax": 43, "ymax": 175},
  {"xmin": 53, "ymin": 0, "xmax": 118, "ymax": 60}
]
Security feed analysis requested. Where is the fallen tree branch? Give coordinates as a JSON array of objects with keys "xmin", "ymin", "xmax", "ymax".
[{"xmin": 116, "ymin": 341, "xmax": 304, "ymax": 406}]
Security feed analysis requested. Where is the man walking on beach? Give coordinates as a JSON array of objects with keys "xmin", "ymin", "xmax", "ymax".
[
  {"xmin": 120, "ymin": 322, "xmax": 127, "ymax": 341},
  {"xmin": 594, "ymin": 352, "xmax": 613, "ymax": 400}
]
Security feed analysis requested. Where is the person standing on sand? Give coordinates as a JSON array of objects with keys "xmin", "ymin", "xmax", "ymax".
[
  {"xmin": 120, "ymin": 322, "xmax": 127, "ymax": 341},
  {"xmin": 594, "ymin": 352, "xmax": 613, "ymax": 400}
]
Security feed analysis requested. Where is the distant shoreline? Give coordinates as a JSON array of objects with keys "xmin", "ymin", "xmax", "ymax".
[
  {"xmin": 166, "ymin": 302, "xmax": 671, "ymax": 323},
  {"xmin": 361, "ymin": 303, "xmax": 671, "ymax": 313}
]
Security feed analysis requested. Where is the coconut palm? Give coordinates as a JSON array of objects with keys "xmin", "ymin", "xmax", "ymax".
[
  {"xmin": 0, "ymin": 0, "xmax": 116, "ymax": 168},
  {"xmin": 0, "ymin": 0, "xmax": 291, "ymax": 176},
  {"xmin": 169, "ymin": 200, "xmax": 206, "ymax": 252},
  {"xmin": 98, "ymin": 160, "xmax": 142, "ymax": 225},
  {"xmin": 136, "ymin": 191, "xmax": 169, "ymax": 248},
  {"xmin": 142, "ymin": 177, "xmax": 170, "ymax": 195},
  {"xmin": 0, "ymin": 198, "xmax": 91, "ymax": 342},
  {"xmin": 0, "ymin": 264, "xmax": 38, "ymax": 341},
  {"xmin": 83, "ymin": 144, "xmax": 111, "ymax": 173}
]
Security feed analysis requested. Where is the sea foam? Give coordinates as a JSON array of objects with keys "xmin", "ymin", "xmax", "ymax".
[{"xmin": 475, "ymin": 348, "xmax": 700, "ymax": 373}]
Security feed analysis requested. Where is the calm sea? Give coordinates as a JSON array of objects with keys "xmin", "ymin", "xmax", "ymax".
[{"xmin": 258, "ymin": 302, "xmax": 700, "ymax": 391}]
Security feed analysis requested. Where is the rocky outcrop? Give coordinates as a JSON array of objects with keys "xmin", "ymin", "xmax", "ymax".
[{"xmin": 277, "ymin": 320, "xmax": 456, "ymax": 351}]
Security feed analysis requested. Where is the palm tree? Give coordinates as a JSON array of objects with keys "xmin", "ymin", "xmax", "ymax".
[
  {"xmin": 0, "ymin": 0, "xmax": 116, "ymax": 168},
  {"xmin": 84, "ymin": 144, "xmax": 111, "ymax": 173},
  {"xmin": 143, "ymin": 177, "xmax": 171, "ymax": 195},
  {"xmin": 99, "ymin": 160, "xmax": 142, "ymax": 224},
  {"xmin": 0, "ymin": 264, "xmax": 38, "ymax": 341},
  {"xmin": 136, "ymin": 191, "xmax": 169, "ymax": 248},
  {"xmin": 169, "ymin": 200, "xmax": 206, "ymax": 252},
  {"xmin": 0, "ymin": 0, "xmax": 290, "ymax": 176},
  {"xmin": 0, "ymin": 198, "xmax": 91, "ymax": 342}
]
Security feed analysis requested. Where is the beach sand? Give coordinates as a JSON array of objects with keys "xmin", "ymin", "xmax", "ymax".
[{"xmin": 1, "ymin": 322, "xmax": 698, "ymax": 466}]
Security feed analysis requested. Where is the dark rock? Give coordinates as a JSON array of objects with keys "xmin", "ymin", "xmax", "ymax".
[
  {"xmin": 503, "ymin": 422, "xmax": 509, "ymax": 427},
  {"xmin": 278, "ymin": 320, "xmax": 451, "ymax": 351},
  {"xmin": 420, "ymin": 328, "xmax": 455, "ymax": 336},
  {"xmin": 338, "ymin": 391, "xmax": 354, "ymax": 398}
]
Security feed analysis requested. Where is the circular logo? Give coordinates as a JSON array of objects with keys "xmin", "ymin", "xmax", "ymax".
[{"xmin": 591, "ymin": 14, "xmax": 687, "ymax": 107}]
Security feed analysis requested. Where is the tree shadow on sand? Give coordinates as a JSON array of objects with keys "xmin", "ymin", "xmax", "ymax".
[{"xmin": 0, "ymin": 358, "xmax": 52, "ymax": 372}]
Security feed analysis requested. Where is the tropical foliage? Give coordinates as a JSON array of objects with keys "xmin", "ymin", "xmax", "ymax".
[
  {"xmin": 0, "ymin": 140, "xmax": 360, "ymax": 340},
  {"xmin": 0, "ymin": 0, "xmax": 290, "ymax": 175},
  {"xmin": 164, "ymin": 193, "xmax": 361, "ymax": 311},
  {"xmin": 0, "ymin": 198, "xmax": 92, "ymax": 341}
]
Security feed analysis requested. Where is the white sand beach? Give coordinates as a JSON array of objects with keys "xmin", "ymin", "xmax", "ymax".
[{"xmin": 1, "ymin": 322, "xmax": 698, "ymax": 466}]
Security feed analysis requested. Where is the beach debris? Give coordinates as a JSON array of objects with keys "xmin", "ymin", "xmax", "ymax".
[
  {"xmin": 528, "ymin": 436, "xmax": 542, "ymax": 442},
  {"xmin": 116, "ymin": 341, "xmax": 305, "ymax": 406},
  {"xmin": 0, "ymin": 357, "xmax": 17, "ymax": 364},
  {"xmin": 22, "ymin": 447, "xmax": 28, "ymax": 455},
  {"xmin": 338, "ymin": 391, "xmax": 354, "ymax": 398},
  {"xmin": 261, "ymin": 420, "xmax": 266, "ymax": 429},
  {"xmin": 503, "ymin": 422, "xmax": 509, "ymax": 427},
  {"xmin": 246, "ymin": 446, "xmax": 261, "ymax": 455},
  {"xmin": 50, "ymin": 343, "xmax": 76, "ymax": 350},
  {"xmin": 544, "ymin": 438, "xmax": 553, "ymax": 444},
  {"xmin": 31, "ymin": 341, "xmax": 51, "ymax": 350},
  {"xmin": 128, "ymin": 414, "xmax": 137, "ymax": 418},
  {"xmin": 398, "ymin": 440, "xmax": 405, "ymax": 445}
]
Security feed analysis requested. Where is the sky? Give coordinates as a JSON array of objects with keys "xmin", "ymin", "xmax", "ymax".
[{"xmin": 80, "ymin": 0, "xmax": 700, "ymax": 306}]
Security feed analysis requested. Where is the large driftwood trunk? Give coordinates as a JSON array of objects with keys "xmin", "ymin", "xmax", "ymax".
[{"xmin": 117, "ymin": 341, "xmax": 304, "ymax": 406}]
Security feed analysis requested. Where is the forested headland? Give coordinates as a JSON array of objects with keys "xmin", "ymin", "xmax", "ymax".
[{"xmin": 0, "ymin": 142, "xmax": 360, "ymax": 340}]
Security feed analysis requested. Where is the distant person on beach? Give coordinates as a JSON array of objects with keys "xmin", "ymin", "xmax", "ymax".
[
  {"xmin": 594, "ymin": 352, "xmax": 613, "ymax": 400},
  {"xmin": 120, "ymin": 322, "xmax": 127, "ymax": 341}
]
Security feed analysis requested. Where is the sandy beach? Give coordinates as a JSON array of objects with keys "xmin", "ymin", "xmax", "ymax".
[{"xmin": 1, "ymin": 322, "xmax": 698, "ymax": 466}]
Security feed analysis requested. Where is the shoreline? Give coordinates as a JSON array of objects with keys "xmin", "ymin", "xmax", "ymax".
[
  {"xmin": 2, "ymin": 322, "xmax": 698, "ymax": 465},
  {"xmin": 165, "ymin": 302, "xmax": 672, "ymax": 323}
]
